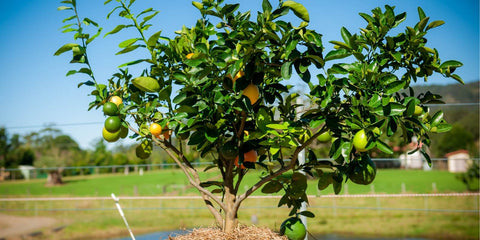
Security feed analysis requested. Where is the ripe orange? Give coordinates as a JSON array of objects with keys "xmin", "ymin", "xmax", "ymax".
[
  {"xmin": 353, "ymin": 129, "xmax": 368, "ymax": 152},
  {"xmin": 235, "ymin": 150, "xmax": 258, "ymax": 169},
  {"xmin": 109, "ymin": 96, "xmax": 123, "ymax": 107},
  {"xmin": 149, "ymin": 123, "xmax": 162, "ymax": 137},
  {"xmin": 243, "ymin": 84, "xmax": 259, "ymax": 105},
  {"xmin": 186, "ymin": 53, "xmax": 194, "ymax": 59}
]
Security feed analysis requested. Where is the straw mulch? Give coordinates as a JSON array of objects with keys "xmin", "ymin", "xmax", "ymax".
[{"xmin": 169, "ymin": 226, "xmax": 288, "ymax": 240}]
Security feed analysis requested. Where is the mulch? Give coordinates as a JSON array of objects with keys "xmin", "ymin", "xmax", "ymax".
[{"xmin": 169, "ymin": 225, "xmax": 288, "ymax": 240}]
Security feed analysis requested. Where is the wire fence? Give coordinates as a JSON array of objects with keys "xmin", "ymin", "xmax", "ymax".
[{"xmin": 0, "ymin": 193, "xmax": 478, "ymax": 215}]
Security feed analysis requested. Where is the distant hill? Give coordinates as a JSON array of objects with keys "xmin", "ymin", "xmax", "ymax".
[{"xmin": 411, "ymin": 81, "xmax": 479, "ymax": 103}]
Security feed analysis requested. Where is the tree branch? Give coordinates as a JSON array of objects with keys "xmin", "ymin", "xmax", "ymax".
[{"xmin": 234, "ymin": 125, "xmax": 329, "ymax": 211}]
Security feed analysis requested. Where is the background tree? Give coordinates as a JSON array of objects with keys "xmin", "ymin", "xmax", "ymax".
[
  {"xmin": 27, "ymin": 127, "xmax": 82, "ymax": 185},
  {"xmin": 57, "ymin": 0, "xmax": 463, "ymax": 234}
]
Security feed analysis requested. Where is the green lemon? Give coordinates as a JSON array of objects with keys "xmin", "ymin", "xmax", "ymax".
[
  {"xmin": 102, "ymin": 127, "xmax": 121, "ymax": 142},
  {"xmin": 105, "ymin": 116, "xmax": 121, "ymax": 132},
  {"xmin": 353, "ymin": 129, "xmax": 368, "ymax": 152},
  {"xmin": 103, "ymin": 102, "xmax": 119, "ymax": 116},
  {"xmin": 280, "ymin": 217, "xmax": 306, "ymax": 240},
  {"xmin": 220, "ymin": 141, "xmax": 238, "ymax": 161},
  {"xmin": 317, "ymin": 131, "xmax": 332, "ymax": 142},
  {"xmin": 119, "ymin": 125, "xmax": 128, "ymax": 139},
  {"xmin": 349, "ymin": 155, "xmax": 377, "ymax": 185},
  {"xmin": 136, "ymin": 140, "xmax": 152, "ymax": 159}
]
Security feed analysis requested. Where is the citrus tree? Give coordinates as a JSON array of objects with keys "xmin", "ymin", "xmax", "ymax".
[{"xmin": 56, "ymin": 0, "xmax": 463, "ymax": 234}]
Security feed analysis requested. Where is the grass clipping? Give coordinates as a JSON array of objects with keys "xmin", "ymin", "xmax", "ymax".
[{"xmin": 169, "ymin": 226, "xmax": 288, "ymax": 240}]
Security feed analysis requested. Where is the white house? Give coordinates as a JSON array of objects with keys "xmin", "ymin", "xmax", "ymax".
[{"xmin": 445, "ymin": 150, "xmax": 470, "ymax": 173}]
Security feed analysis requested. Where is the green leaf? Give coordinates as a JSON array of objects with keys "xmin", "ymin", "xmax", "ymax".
[
  {"xmin": 340, "ymin": 27, "xmax": 352, "ymax": 46},
  {"xmin": 450, "ymin": 74, "xmax": 464, "ymax": 84},
  {"xmin": 281, "ymin": 61, "xmax": 293, "ymax": 79},
  {"xmin": 298, "ymin": 211, "xmax": 315, "ymax": 218},
  {"xmin": 430, "ymin": 110, "xmax": 444, "ymax": 126},
  {"xmin": 439, "ymin": 60, "xmax": 463, "ymax": 69},
  {"xmin": 119, "ymin": 38, "xmax": 138, "ymax": 48},
  {"xmin": 325, "ymin": 49, "xmax": 350, "ymax": 61},
  {"xmin": 385, "ymin": 81, "xmax": 406, "ymax": 95},
  {"xmin": 262, "ymin": 0, "xmax": 272, "ymax": 13},
  {"xmin": 376, "ymin": 139, "xmax": 393, "ymax": 154},
  {"xmin": 434, "ymin": 123, "xmax": 452, "ymax": 133},
  {"xmin": 116, "ymin": 44, "xmax": 141, "ymax": 55},
  {"xmin": 54, "ymin": 43, "xmax": 79, "ymax": 56},
  {"xmin": 267, "ymin": 123, "xmax": 288, "ymax": 130},
  {"xmin": 57, "ymin": 6, "xmax": 73, "ymax": 11},
  {"xmin": 426, "ymin": 20, "xmax": 445, "ymax": 31},
  {"xmin": 192, "ymin": 1, "xmax": 203, "ymax": 11},
  {"xmin": 261, "ymin": 181, "xmax": 283, "ymax": 194},
  {"xmin": 147, "ymin": 30, "xmax": 162, "ymax": 47},
  {"xmin": 105, "ymin": 24, "xmax": 126, "ymax": 37},
  {"xmin": 420, "ymin": 149, "xmax": 432, "ymax": 167},
  {"xmin": 282, "ymin": 1, "xmax": 309, "ymax": 22},
  {"xmin": 132, "ymin": 76, "xmax": 160, "ymax": 92},
  {"xmin": 329, "ymin": 40, "xmax": 350, "ymax": 50},
  {"xmin": 417, "ymin": 7, "xmax": 426, "ymax": 20}
]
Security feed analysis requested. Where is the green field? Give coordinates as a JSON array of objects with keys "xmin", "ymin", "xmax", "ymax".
[
  {"xmin": 0, "ymin": 169, "xmax": 478, "ymax": 240},
  {"xmin": 0, "ymin": 169, "xmax": 469, "ymax": 197}
]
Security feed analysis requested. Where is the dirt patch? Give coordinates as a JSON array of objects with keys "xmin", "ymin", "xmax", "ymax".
[
  {"xmin": 0, "ymin": 214, "xmax": 57, "ymax": 239},
  {"xmin": 169, "ymin": 226, "xmax": 288, "ymax": 240}
]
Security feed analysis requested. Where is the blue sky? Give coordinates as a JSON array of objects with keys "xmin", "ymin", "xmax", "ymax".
[{"xmin": 0, "ymin": 0, "xmax": 478, "ymax": 149}]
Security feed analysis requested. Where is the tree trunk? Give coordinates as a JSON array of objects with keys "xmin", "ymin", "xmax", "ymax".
[
  {"xmin": 223, "ymin": 186, "xmax": 238, "ymax": 233},
  {"xmin": 46, "ymin": 170, "xmax": 63, "ymax": 186}
]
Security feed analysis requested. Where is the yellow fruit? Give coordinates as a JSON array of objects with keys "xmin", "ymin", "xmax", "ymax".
[
  {"xmin": 102, "ymin": 127, "xmax": 121, "ymax": 142},
  {"xmin": 243, "ymin": 84, "xmax": 260, "ymax": 105},
  {"xmin": 235, "ymin": 150, "xmax": 258, "ymax": 169},
  {"xmin": 109, "ymin": 96, "xmax": 123, "ymax": 107},
  {"xmin": 233, "ymin": 70, "xmax": 245, "ymax": 83},
  {"xmin": 414, "ymin": 105, "xmax": 423, "ymax": 116},
  {"xmin": 149, "ymin": 123, "xmax": 162, "ymax": 137},
  {"xmin": 353, "ymin": 129, "xmax": 368, "ymax": 152},
  {"xmin": 186, "ymin": 53, "xmax": 194, "ymax": 59}
]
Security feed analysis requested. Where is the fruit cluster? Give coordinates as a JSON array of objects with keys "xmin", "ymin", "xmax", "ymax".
[{"xmin": 102, "ymin": 96, "xmax": 128, "ymax": 142}]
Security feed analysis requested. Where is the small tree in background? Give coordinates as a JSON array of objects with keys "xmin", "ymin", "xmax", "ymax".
[{"xmin": 56, "ymin": 0, "xmax": 463, "ymax": 234}]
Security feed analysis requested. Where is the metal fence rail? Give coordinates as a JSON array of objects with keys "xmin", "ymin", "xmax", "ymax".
[{"xmin": 0, "ymin": 193, "xmax": 478, "ymax": 214}]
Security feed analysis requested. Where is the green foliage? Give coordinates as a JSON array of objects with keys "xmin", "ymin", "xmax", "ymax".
[{"xmin": 56, "ymin": 0, "xmax": 463, "ymax": 229}]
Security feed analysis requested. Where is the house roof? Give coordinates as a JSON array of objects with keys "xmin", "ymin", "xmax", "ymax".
[{"xmin": 445, "ymin": 149, "xmax": 469, "ymax": 157}]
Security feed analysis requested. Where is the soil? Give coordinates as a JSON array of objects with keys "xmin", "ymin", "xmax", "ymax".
[
  {"xmin": 169, "ymin": 226, "xmax": 288, "ymax": 240},
  {"xmin": 0, "ymin": 214, "xmax": 57, "ymax": 240}
]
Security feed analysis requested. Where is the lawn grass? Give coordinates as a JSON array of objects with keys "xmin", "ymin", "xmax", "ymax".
[
  {"xmin": 0, "ymin": 169, "xmax": 477, "ymax": 239},
  {"xmin": 0, "ymin": 169, "xmax": 469, "ymax": 197}
]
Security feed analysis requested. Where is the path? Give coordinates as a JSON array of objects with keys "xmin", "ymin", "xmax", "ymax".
[{"xmin": 0, "ymin": 214, "xmax": 57, "ymax": 239}]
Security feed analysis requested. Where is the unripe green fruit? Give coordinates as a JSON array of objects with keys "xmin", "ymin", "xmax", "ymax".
[{"xmin": 353, "ymin": 129, "xmax": 368, "ymax": 152}]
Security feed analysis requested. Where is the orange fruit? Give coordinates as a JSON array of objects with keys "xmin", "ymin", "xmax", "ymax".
[
  {"xmin": 235, "ymin": 150, "xmax": 258, "ymax": 169},
  {"xmin": 186, "ymin": 53, "xmax": 194, "ymax": 59},
  {"xmin": 149, "ymin": 123, "xmax": 162, "ymax": 137},
  {"xmin": 243, "ymin": 84, "xmax": 259, "ymax": 105},
  {"xmin": 109, "ymin": 96, "xmax": 123, "ymax": 107}
]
